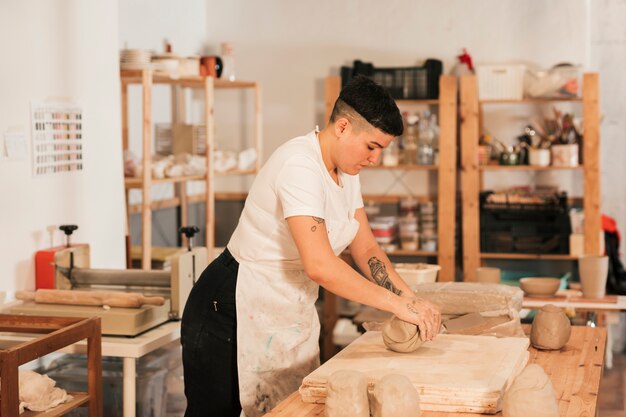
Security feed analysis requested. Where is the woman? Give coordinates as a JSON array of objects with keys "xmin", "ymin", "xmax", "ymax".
[{"xmin": 181, "ymin": 75, "xmax": 442, "ymax": 417}]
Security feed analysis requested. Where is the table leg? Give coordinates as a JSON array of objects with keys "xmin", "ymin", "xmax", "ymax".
[{"xmin": 123, "ymin": 357, "xmax": 136, "ymax": 417}]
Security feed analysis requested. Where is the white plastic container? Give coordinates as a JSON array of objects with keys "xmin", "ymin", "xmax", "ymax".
[
  {"xmin": 528, "ymin": 148, "xmax": 550, "ymax": 166},
  {"xmin": 394, "ymin": 263, "xmax": 440, "ymax": 290},
  {"xmin": 476, "ymin": 65, "xmax": 526, "ymax": 100}
]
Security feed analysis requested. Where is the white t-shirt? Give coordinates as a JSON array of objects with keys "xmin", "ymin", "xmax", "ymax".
[{"xmin": 228, "ymin": 130, "xmax": 364, "ymax": 264}]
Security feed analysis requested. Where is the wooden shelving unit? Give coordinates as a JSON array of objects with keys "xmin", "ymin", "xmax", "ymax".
[
  {"xmin": 460, "ymin": 73, "xmax": 601, "ymax": 281},
  {"xmin": 121, "ymin": 70, "xmax": 262, "ymax": 268},
  {"xmin": 324, "ymin": 75, "xmax": 457, "ymax": 281},
  {"xmin": 0, "ymin": 315, "xmax": 102, "ymax": 417}
]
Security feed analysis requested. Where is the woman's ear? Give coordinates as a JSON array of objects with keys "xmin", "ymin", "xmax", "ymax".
[{"xmin": 333, "ymin": 117, "xmax": 350, "ymax": 138}]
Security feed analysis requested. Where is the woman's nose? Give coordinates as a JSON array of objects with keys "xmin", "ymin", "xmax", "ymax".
[{"xmin": 368, "ymin": 148, "xmax": 381, "ymax": 164}]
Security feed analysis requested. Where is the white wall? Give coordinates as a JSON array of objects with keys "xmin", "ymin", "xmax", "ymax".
[
  {"xmin": 119, "ymin": 0, "xmax": 626, "ymax": 256},
  {"xmin": 0, "ymin": 0, "xmax": 126, "ymax": 293}
]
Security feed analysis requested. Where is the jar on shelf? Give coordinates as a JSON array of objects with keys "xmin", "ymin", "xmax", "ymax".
[
  {"xmin": 220, "ymin": 42, "xmax": 236, "ymax": 81},
  {"xmin": 402, "ymin": 114, "xmax": 419, "ymax": 165},
  {"xmin": 370, "ymin": 216, "xmax": 398, "ymax": 251},
  {"xmin": 382, "ymin": 140, "xmax": 400, "ymax": 167},
  {"xmin": 418, "ymin": 111, "xmax": 435, "ymax": 165},
  {"xmin": 398, "ymin": 215, "xmax": 419, "ymax": 251},
  {"xmin": 399, "ymin": 196, "xmax": 418, "ymax": 217}
]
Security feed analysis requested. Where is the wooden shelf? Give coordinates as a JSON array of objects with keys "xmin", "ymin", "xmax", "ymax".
[
  {"xmin": 325, "ymin": 74, "xmax": 456, "ymax": 282},
  {"xmin": 395, "ymin": 99, "xmax": 440, "ymax": 105},
  {"xmin": 362, "ymin": 194, "xmax": 436, "ymax": 203},
  {"xmin": 480, "ymin": 96, "xmax": 582, "ymax": 104},
  {"xmin": 460, "ymin": 73, "xmax": 601, "ymax": 282},
  {"xmin": 124, "ymin": 175, "xmax": 206, "ymax": 188},
  {"xmin": 21, "ymin": 393, "xmax": 90, "ymax": 417},
  {"xmin": 120, "ymin": 70, "xmax": 257, "ymax": 89},
  {"xmin": 215, "ymin": 168, "xmax": 257, "ymax": 176},
  {"xmin": 363, "ymin": 164, "xmax": 438, "ymax": 171},
  {"xmin": 480, "ymin": 253, "xmax": 578, "ymax": 261},
  {"xmin": 0, "ymin": 315, "xmax": 101, "ymax": 417},
  {"xmin": 480, "ymin": 164, "xmax": 583, "ymax": 171},
  {"xmin": 388, "ymin": 250, "xmax": 438, "ymax": 257},
  {"xmin": 121, "ymin": 70, "xmax": 263, "ymax": 268}
]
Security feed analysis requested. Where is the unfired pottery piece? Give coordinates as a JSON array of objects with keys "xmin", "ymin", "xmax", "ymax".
[
  {"xmin": 324, "ymin": 370, "xmax": 369, "ymax": 417},
  {"xmin": 502, "ymin": 364, "xmax": 559, "ymax": 417},
  {"xmin": 370, "ymin": 374, "xmax": 420, "ymax": 417},
  {"xmin": 530, "ymin": 304, "xmax": 571, "ymax": 350},
  {"xmin": 519, "ymin": 278, "xmax": 561, "ymax": 297},
  {"xmin": 382, "ymin": 315, "xmax": 425, "ymax": 353}
]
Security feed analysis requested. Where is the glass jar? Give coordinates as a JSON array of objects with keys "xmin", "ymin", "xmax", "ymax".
[
  {"xmin": 382, "ymin": 140, "xmax": 399, "ymax": 167},
  {"xmin": 402, "ymin": 114, "xmax": 419, "ymax": 165}
]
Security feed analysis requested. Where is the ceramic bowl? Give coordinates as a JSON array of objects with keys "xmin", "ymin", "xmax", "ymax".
[{"xmin": 519, "ymin": 277, "xmax": 561, "ymax": 297}]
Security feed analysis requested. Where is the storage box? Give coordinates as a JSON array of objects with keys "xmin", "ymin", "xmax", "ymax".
[
  {"xmin": 155, "ymin": 124, "xmax": 206, "ymax": 156},
  {"xmin": 476, "ymin": 65, "xmax": 526, "ymax": 100},
  {"xmin": 341, "ymin": 59, "xmax": 443, "ymax": 99}
]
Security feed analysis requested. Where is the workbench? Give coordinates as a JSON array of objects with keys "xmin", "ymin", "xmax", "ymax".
[
  {"xmin": 263, "ymin": 325, "xmax": 606, "ymax": 417},
  {"xmin": 522, "ymin": 293, "xmax": 626, "ymax": 368},
  {"xmin": 0, "ymin": 320, "xmax": 180, "ymax": 417}
]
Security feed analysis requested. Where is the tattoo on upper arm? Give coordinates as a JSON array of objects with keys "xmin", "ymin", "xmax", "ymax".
[
  {"xmin": 367, "ymin": 256, "xmax": 402, "ymax": 295},
  {"xmin": 311, "ymin": 217, "xmax": 324, "ymax": 232}
]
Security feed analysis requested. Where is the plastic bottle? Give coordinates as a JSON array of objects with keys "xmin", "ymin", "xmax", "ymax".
[
  {"xmin": 418, "ymin": 111, "xmax": 434, "ymax": 165},
  {"xmin": 220, "ymin": 42, "xmax": 236, "ymax": 81}
]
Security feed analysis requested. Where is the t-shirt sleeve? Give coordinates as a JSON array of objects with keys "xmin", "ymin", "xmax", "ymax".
[{"xmin": 275, "ymin": 155, "xmax": 325, "ymax": 219}]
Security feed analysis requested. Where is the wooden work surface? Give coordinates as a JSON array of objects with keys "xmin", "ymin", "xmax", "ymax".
[
  {"xmin": 263, "ymin": 325, "xmax": 606, "ymax": 417},
  {"xmin": 300, "ymin": 332, "xmax": 529, "ymax": 413}
]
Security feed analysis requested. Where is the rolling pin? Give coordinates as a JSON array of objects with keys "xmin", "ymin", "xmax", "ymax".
[{"xmin": 16, "ymin": 289, "xmax": 165, "ymax": 308}]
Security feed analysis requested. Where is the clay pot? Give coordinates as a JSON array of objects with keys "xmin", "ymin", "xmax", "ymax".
[
  {"xmin": 530, "ymin": 304, "xmax": 571, "ymax": 350},
  {"xmin": 578, "ymin": 255, "xmax": 609, "ymax": 299}
]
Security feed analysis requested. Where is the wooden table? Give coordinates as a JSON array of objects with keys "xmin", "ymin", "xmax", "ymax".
[{"xmin": 263, "ymin": 325, "xmax": 606, "ymax": 417}]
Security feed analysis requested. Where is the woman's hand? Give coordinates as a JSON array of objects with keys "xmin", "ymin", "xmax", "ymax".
[{"xmin": 393, "ymin": 296, "xmax": 442, "ymax": 341}]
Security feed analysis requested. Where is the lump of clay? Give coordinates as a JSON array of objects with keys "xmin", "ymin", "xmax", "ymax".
[
  {"xmin": 530, "ymin": 304, "xmax": 571, "ymax": 350},
  {"xmin": 382, "ymin": 315, "xmax": 425, "ymax": 353},
  {"xmin": 370, "ymin": 374, "xmax": 420, "ymax": 417},
  {"xmin": 324, "ymin": 370, "xmax": 369, "ymax": 417},
  {"xmin": 502, "ymin": 364, "xmax": 559, "ymax": 417}
]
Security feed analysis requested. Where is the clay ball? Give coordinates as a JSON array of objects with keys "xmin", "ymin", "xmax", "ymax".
[
  {"xmin": 382, "ymin": 315, "xmax": 425, "ymax": 353},
  {"xmin": 503, "ymin": 364, "xmax": 559, "ymax": 417},
  {"xmin": 370, "ymin": 374, "xmax": 420, "ymax": 417},
  {"xmin": 530, "ymin": 304, "xmax": 571, "ymax": 350},
  {"xmin": 325, "ymin": 370, "xmax": 369, "ymax": 417}
]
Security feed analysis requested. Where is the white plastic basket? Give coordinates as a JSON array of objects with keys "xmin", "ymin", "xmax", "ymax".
[
  {"xmin": 476, "ymin": 65, "xmax": 526, "ymax": 100},
  {"xmin": 394, "ymin": 263, "xmax": 440, "ymax": 290}
]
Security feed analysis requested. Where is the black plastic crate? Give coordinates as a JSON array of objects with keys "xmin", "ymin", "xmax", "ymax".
[
  {"xmin": 480, "ymin": 191, "xmax": 571, "ymax": 254},
  {"xmin": 340, "ymin": 59, "xmax": 442, "ymax": 99}
]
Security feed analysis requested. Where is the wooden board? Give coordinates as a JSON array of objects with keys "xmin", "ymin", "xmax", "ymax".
[{"xmin": 300, "ymin": 332, "xmax": 529, "ymax": 414}]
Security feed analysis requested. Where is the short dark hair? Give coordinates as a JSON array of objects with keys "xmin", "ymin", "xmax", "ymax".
[{"xmin": 330, "ymin": 75, "xmax": 403, "ymax": 137}]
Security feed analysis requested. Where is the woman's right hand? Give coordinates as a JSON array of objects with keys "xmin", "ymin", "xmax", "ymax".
[{"xmin": 393, "ymin": 295, "xmax": 442, "ymax": 342}]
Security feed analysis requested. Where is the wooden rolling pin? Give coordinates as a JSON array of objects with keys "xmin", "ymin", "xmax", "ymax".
[{"xmin": 16, "ymin": 289, "xmax": 165, "ymax": 308}]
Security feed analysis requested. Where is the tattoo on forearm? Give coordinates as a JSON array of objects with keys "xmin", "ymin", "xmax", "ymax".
[
  {"xmin": 311, "ymin": 217, "xmax": 324, "ymax": 232},
  {"xmin": 367, "ymin": 256, "xmax": 402, "ymax": 295}
]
